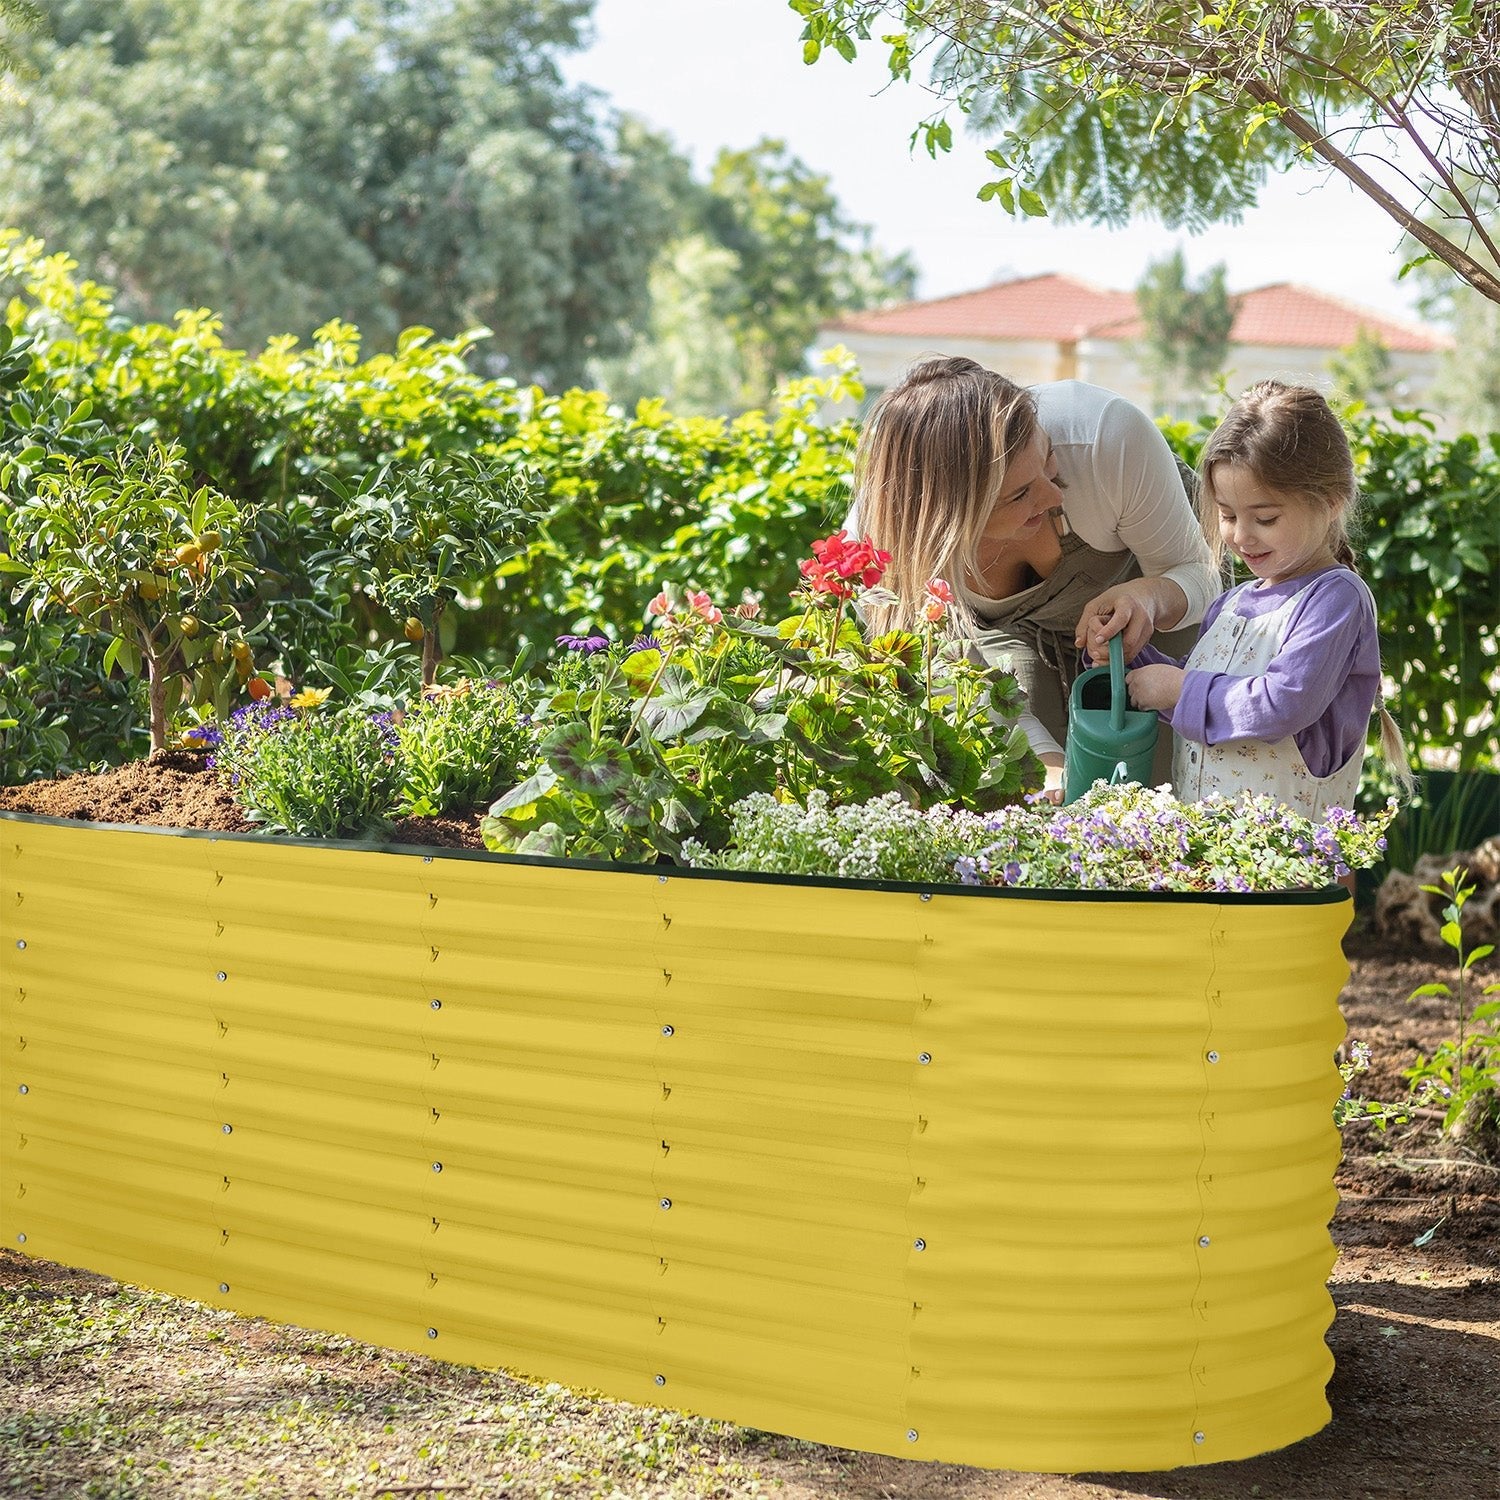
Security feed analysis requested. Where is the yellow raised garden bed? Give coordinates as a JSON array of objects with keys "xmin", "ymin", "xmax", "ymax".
[{"xmin": 0, "ymin": 812, "xmax": 1350, "ymax": 1472}]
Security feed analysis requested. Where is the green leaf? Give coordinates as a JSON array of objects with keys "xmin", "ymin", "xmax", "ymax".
[
  {"xmin": 640, "ymin": 669, "xmax": 715, "ymax": 742},
  {"xmin": 1017, "ymin": 187, "xmax": 1047, "ymax": 218},
  {"xmin": 1407, "ymin": 982, "xmax": 1451, "ymax": 999},
  {"xmin": 1464, "ymin": 944, "xmax": 1495, "ymax": 970},
  {"xmin": 544, "ymin": 723, "xmax": 633, "ymax": 796},
  {"xmin": 488, "ymin": 764, "xmax": 560, "ymax": 817},
  {"xmin": 516, "ymin": 822, "xmax": 567, "ymax": 857},
  {"xmin": 1440, "ymin": 921, "xmax": 1463, "ymax": 950}
]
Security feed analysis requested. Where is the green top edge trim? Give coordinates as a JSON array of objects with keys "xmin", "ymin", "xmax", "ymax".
[{"xmin": 0, "ymin": 807, "xmax": 1350, "ymax": 906}]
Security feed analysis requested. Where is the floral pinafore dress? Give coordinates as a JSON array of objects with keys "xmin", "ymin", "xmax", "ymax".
[
  {"xmin": 1171, "ymin": 578, "xmax": 1369, "ymax": 817},
  {"xmin": 963, "ymin": 511, "xmax": 1200, "ymax": 784}
]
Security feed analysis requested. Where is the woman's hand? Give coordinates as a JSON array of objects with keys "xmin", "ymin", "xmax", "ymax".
[
  {"xmin": 1125, "ymin": 664, "xmax": 1184, "ymax": 713},
  {"xmin": 1074, "ymin": 578, "xmax": 1188, "ymax": 663}
]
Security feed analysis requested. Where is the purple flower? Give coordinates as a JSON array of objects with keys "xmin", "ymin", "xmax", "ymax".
[{"xmin": 556, "ymin": 633, "xmax": 612, "ymax": 654}]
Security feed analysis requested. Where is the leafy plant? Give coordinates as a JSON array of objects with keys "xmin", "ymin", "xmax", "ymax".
[
  {"xmin": 322, "ymin": 454, "xmax": 548, "ymax": 688},
  {"xmin": 211, "ymin": 697, "xmax": 404, "ymax": 840},
  {"xmin": 396, "ymin": 679, "xmax": 536, "ymax": 818},
  {"xmin": 1403, "ymin": 867, "xmax": 1500, "ymax": 1148},
  {"xmin": 482, "ymin": 538, "xmax": 1039, "ymax": 865},
  {"xmin": 0, "ymin": 440, "xmax": 259, "ymax": 751}
]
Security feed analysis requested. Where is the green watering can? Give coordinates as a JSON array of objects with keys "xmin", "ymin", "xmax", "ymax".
[{"xmin": 1062, "ymin": 633, "xmax": 1160, "ymax": 803}]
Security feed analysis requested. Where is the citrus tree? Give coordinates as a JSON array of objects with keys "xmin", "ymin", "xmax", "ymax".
[
  {"xmin": 1, "ymin": 441, "xmax": 259, "ymax": 751},
  {"xmin": 322, "ymin": 453, "xmax": 548, "ymax": 688}
]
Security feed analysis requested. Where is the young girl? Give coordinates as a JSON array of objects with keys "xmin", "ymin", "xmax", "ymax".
[{"xmin": 1124, "ymin": 380, "xmax": 1410, "ymax": 816}]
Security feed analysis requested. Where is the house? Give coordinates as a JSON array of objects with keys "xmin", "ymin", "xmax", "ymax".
[{"xmin": 816, "ymin": 272, "xmax": 1452, "ymax": 418}]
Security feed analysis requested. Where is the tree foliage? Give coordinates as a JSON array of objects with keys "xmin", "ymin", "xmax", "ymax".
[
  {"xmin": 1134, "ymin": 250, "xmax": 1234, "ymax": 414},
  {"xmin": 597, "ymin": 139, "xmax": 918, "ymax": 412},
  {"xmin": 0, "ymin": 0, "xmax": 675, "ymax": 385},
  {"xmin": 792, "ymin": 2, "xmax": 1500, "ymax": 305}
]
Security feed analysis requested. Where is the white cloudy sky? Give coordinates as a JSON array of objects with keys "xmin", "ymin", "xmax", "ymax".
[{"xmin": 566, "ymin": 0, "xmax": 1430, "ymax": 326}]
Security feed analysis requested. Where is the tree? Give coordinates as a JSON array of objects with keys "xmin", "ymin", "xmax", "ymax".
[
  {"xmin": 703, "ymin": 140, "xmax": 918, "ymax": 404},
  {"xmin": 0, "ymin": 1, "xmax": 39, "ymax": 76},
  {"xmin": 1327, "ymin": 325, "xmax": 1400, "ymax": 408},
  {"xmin": 1134, "ymin": 250, "xmax": 1234, "ymax": 415},
  {"xmin": 599, "ymin": 138, "xmax": 918, "ymax": 412},
  {"xmin": 791, "ymin": 3, "xmax": 1500, "ymax": 307},
  {"xmin": 0, "ymin": 0, "xmax": 675, "ymax": 386}
]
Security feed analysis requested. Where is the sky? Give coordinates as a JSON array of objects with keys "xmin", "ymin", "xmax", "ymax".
[{"xmin": 565, "ymin": 0, "xmax": 1432, "ymax": 328}]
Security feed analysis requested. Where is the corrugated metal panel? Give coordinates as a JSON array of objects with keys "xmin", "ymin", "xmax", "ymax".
[{"xmin": 0, "ymin": 816, "xmax": 1350, "ymax": 1470}]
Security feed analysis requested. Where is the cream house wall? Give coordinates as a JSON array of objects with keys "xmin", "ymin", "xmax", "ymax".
[
  {"xmin": 1078, "ymin": 340, "xmax": 1444, "ymax": 420},
  {"xmin": 814, "ymin": 329, "xmax": 1446, "ymax": 428},
  {"xmin": 814, "ymin": 331, "xmax": 1065, "ymax": 416}
]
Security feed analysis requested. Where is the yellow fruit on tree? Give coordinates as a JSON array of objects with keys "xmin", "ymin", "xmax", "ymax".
[
  {"xmin": 404, "ymin": 616, "xmax": 425, "ymax": 642},
  {"xmin": 230, "ymin": 641, "xmax": 252, "ymax": 662},
  {"xmin": 195, "ymin": 531, "xmax": 222, "ymax": 552},
  {"xmin": 173, "ymin": 543, "xmax": 202, "ymax": 567},
  {"xmin": 179, "ymin": 615, "xmax": 201, "ymax": 639}
]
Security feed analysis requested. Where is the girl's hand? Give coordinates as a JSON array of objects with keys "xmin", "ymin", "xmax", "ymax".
[{"xmin": 1125, "ymin": 664, "xmax": 1184, "ymax": 713}]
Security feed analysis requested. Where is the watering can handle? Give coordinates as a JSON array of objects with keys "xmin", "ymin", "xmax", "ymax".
[{"xmin": 1108, "ymin": 633, "xmax": 1127, "ymax": 732}]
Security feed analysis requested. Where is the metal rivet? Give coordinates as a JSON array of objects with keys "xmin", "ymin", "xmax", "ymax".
[
  {"xmin": 215, "ymin": 971, "xmax": 227, "ymax": 982},
  {"xmin": 661, "ymin": 1024, "xmax": 674, "ymax": 1037},
  {"xmin": 654, "ymin": 1374, "xmax": 666, "ymax": 1387},
  {"xmin": 218, "ymin": 1282, "xmax": 230, "ymax": 1294},
  {"xmin": 221, "ymin": 1124, "xmax": 233, "ymax": 1135},
  {"xmin": 14, "ymin": 939, "xmax": 24, "ymax": 950},
  {"xmin": 430, "ymin": 999, "xmax": 442, "ymax": 1010},
  {"xmin": 1193, "ymin": 1431, "xmax": 1206, "ymax": 1444},
  {"xmin": 1198, "ymin": 1235, "xmax": 1211, "ymax": 1248},
  {"xmin": 1206, "ymin": 1050, "xmax": 1220, "ymax": 1064},
  {"xmin": 16, "ymin": 1233, "xmax": 26, "ymax": 1244},
  {"xmin": 913, "ymin": 1238, "xmax": 926, "ymax": 1251},
  {"xmin": 919, "ymin": 893, "xmax": 932, "ymax": 902},
  {"xmin": 659, "ymin": 1197, "xmax": 672, "ymax": 1210},
  {"xmin": 427, "ymin": 1327, "xmax": 439, "ymax": 1339},
  {"xmin": 432, "ymin": 1162, "xmax": 443, "ymax": 1173},
  {"xmin": 906, "ymin": 1429, "xmax": 919, "ymax": 1443},
  {"xmin": 17, "ymin": 1085, "xmax": 27, "ymax": 1095},
  {"xmin": 918, "ymin": 1052, "xmax": 932, "ymax": 1065},
  {"xmin": 423, "ymin": 856, "xmax": 433, "ymax": 864},
  {"xmin": 658, "ymin": 874, "xmax": 668, "ymax": 883}
]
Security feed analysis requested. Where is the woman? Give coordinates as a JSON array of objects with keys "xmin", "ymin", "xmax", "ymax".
[{"xmin": 851, "ymin": 356, "xmax": 1219, "ymax": 793}]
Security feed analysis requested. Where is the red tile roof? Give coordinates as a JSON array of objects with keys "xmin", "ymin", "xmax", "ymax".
[
  {"xmin": 827, "ymin": 275, "xmax": 1451, "ymax": 353},
  {"xmin": 828, "ymin": 273, "xmax": 1136, "ymax": 343}
]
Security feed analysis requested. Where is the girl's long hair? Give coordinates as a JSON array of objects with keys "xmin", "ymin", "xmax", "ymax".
[
  {"xmin": 855, "ymin": 355, "xmax": 1038, "ymax": 636},
  {"xmin": 1199, "ymin": 380, "xmax": 1413, "ymax": 792}
]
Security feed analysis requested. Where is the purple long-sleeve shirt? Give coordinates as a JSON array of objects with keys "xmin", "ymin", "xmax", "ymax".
[{"xmin": 1132, "ymin": 566, "xmax": 1380, "ymax": 778}]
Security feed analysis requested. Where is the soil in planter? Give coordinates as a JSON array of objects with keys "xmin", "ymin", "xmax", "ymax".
[{"xmin": 0, "ymin": 749, "xmax": 489, "ymax": 846}]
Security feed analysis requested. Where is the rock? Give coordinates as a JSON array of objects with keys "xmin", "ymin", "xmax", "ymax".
[
  {"xmin": 1373, "ymin": 868, "xmax": 1444, "ymax": 949},
  {"xmin": 1463, "ymin": 880, "xmax": 1500, "ymax": 947},
  {"xmin": 1468, "ymin": 836, "xmax": 1500, "ymax": 887}
]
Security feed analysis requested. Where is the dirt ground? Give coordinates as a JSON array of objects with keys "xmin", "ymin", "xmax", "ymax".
[{"xmin": 1, "ymin": 756, "xmax": 1496, "ymax": 1500}]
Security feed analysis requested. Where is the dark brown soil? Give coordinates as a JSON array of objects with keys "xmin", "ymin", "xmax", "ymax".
[{"xmin": 2, "ymin": 755, "xmax": 1496, "ymax": 1499}]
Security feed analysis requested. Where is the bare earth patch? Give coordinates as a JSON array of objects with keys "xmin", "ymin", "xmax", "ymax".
[{"xmin": 1, "ymin": 758, "xmax": 1496, "ymax": 1499}]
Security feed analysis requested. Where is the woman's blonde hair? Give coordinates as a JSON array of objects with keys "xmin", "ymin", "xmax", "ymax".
[
  {"xmin": 854, "ymin": 356, "xmax": 1037, "ymax": 636},
  {"xmin": 1199, "ymin": 380, "xmax": 1413, "ymax": 791}
]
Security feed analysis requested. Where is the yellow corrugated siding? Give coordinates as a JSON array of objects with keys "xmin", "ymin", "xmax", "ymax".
[{"xmin": 0, "ymin": 816, "xmax": 1350, "ymax": 1471}]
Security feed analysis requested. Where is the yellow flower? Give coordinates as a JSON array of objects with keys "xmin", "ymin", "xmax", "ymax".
[{"xmin": 289, "ymin": 686, "xmax": 333, "ymax": 710}]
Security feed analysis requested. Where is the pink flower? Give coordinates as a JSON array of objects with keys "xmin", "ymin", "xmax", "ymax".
[
  {"xmin": 921, "ymin": 577, "xmax": 954, "ymax": 623},
  {"xmin": 646, "ymin": 590, "xmax": 671, "ymax": 618},
  {"xmin": 686, "ymin": 589, "xmax": 722, "ymax": 626},
  {"xmin": 734, "ymin": 600, "xmax": 761, "ymax": 620}
]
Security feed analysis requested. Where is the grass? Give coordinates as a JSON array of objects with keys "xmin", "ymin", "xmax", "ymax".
[{"xmin": 0, "ymin": 1256, "xmax": 813, "ymax": 1500}]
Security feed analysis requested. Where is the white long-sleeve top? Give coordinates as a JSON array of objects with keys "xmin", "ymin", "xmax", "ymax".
[{"xmin": 1030, "ymin": 381, "xmax": 1218, "ymax": 627}]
